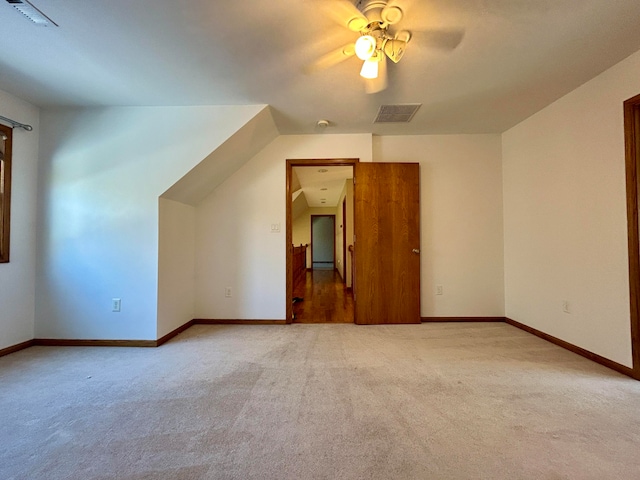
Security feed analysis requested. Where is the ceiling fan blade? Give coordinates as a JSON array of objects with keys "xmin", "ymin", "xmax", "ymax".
[
  {"xmin": 364, "ymin": 55, "xmax": 388, "ymax": 94},
  {"xmin": 315, "ymin": 0, "xmax": 369, "ymax": 31},
  {"xmin": 305, "ymin": 43, "xmax": 356, "ymax": 74},
  {"xmin": 416, "ymin": 28, "xmax": 465, "ymax": 52}
]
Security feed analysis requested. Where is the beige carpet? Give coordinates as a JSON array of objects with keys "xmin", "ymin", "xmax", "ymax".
[{"xmin": 1, "ymin": 323, "xmax": 639, "ymax": 479}]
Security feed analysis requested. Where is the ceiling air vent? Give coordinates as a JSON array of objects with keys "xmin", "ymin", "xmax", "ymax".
[
  {"xmin": 6, "ymin": 0, "xmax": 58, "ymax": 26},
  {"xmin": 374, "ymin": 104, "xmax": 421, "ymax": 123}
]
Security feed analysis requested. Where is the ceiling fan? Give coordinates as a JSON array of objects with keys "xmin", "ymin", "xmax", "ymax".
[
  {"xmin": 310, "ymin": 0, "xmax": 464, "ymax": 94},
  {"xmin": 310, "ymin": 0, "xmax": 414, "ymax": 94}
]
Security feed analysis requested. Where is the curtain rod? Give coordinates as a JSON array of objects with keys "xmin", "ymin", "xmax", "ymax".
[{"xmin": 0, "ymin": 115, "xmax": 33, "ymax": 131}]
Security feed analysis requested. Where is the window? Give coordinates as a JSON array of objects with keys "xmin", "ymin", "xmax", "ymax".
[{"xmin": 0, "ymin": 123, "xmax": 12, "ymax": 263}]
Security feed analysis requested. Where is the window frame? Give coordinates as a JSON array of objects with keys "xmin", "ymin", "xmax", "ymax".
[{"xmin": 0, "ymin": 123, "xmax": 12, "ymax": 263}]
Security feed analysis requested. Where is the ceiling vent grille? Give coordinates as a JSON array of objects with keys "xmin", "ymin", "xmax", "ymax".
[
  {"xmin": 374, "ymin": 104, "xmax": 421, "ymax": 123},
  {"xmin": 6, "ymin": 0, "xmax": 58, "ymax": 26}
]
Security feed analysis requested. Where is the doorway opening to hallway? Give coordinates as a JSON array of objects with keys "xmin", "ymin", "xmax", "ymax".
[{"xmin": 286, "ymin": 159, "xmax": 357, "ymax": 324}]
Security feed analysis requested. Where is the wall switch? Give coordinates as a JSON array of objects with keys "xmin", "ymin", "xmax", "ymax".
[
  {"xmin": 562, "ymin": 300, "xmax": 570, "ymax": 314},
  {"xmin": 436, "ymin": 285, "xmax": 443, "ymax": 296},
  {"xmin": 225, "ymin": 287, "xmax": 232, "ymax": 298},
  {"xmin": 270, "ymin": 223, "xmax": 280, "ymax": 233},
  {"xmin": 112, "ymin": 298, "xmax": 121, "ymax": 312}
]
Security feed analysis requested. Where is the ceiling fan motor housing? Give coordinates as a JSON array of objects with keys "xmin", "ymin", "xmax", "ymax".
[{"xmin": 357, "ymin": 0, "xmax": 403, "ymax": 26}]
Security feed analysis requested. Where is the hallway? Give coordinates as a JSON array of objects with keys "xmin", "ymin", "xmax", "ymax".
[{"xmin": 292, "ymin": 270, "xmax": 354, "ymax": 323}]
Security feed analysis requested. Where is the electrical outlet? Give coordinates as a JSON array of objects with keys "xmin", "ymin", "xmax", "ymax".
[
  {"xmin": 436, "ymin": 285, "xmax": 443, "ymax": 296},
  {"xmin": 112, "ymin": 298, "xmax": 121, "ymax": 312},
  {"xmin": 225, "ymin": 287, "xmax": 232, "ymax": 298},
  {"xmin": 562, "ymin": 300, "xmax": 570, "ymax": 314}
]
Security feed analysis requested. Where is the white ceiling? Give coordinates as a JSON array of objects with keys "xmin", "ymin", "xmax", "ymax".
[
  {"xmin": 294, "ymin": 166, "xmax": 353, "ymax": 207},
  {"xmin": 1, "ymin": 1, "xmax": 640, "ymax": 135}
]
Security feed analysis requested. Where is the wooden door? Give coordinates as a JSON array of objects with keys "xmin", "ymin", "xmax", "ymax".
[{"xmin": 354, "ymin": 162, "xmax": 420, "ymax": 324}]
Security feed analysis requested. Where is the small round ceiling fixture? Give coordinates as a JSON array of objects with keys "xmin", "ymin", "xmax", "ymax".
[{"xmin": 317, "ymin": 119, "xmax": 330, "ymax": 128}]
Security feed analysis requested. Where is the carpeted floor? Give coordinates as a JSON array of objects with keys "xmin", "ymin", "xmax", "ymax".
[{"xmin": 1, "ymin": 322, "xmax": 639, "ymax": 479}]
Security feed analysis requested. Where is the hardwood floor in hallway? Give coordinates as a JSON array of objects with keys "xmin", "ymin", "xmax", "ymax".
[{"xmin": 292, "ymin": 270, "xmax": 354, "ymax": 323}]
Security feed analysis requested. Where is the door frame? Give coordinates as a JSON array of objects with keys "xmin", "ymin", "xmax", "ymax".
[
  {"xmin": 286, "ymin": 158, "xmax": 359, "ymax": 324},
  {"xmin": 310, "ymin": 214, "xmax": 336, "ymax": 270},
  {"xmin": 624, "ymin": 93, "xmax": 640, "ymax": 379},
  {"xmin": 342, "ymin": 198, "xmax": 347, "ymax": 284}
]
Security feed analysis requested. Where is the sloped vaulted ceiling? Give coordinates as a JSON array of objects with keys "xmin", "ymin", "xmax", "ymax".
[{"xmin": 161, "ymin": 106, "xmax": 279, "ymax": 206}]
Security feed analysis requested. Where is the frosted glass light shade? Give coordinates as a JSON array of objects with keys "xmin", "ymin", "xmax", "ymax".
[
  {"xmin": 360, "ymin": 58, "xmax": 379, "ymax": 79},
  {"xmin": 355, "ymin": 35, "xmax": 376, "ymax": 60}
]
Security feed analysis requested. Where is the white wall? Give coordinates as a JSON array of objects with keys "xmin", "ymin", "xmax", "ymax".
[
  {"xmin": 157, "ymin": 198, "xmax": 195, "ymax": 337},
  {"xmin": 195, "ymin": 132, "xmax": 503, "ymax": 320},
  {"xmin": 0, "ymin": 89, "xmax": 39, "ymax": 349},
  {"xmin": 345, "ymin": 180, "xmax": 354, "ymax": 288},
  {"xmin": 292, "ymin": 206, "xmax": 338, "ymax": 267},
  {"xmin": 336, "ymin": 180, "xmax": 355, "ymax": 287},
  {"xmin": 195, "ymin": 134, "xmax": 372, "ymax": 320},
  {"xmin": 335, "ymin": 191, "xmax": 345, "ymax": 280},
  {"xmin": 502, "ymin": 50, "xmax": 640, "ymax": 367},
  {"xmin": 373, "ymin": 135, "xmax": 504, "ymax": 318},
  {"xmin": 36, "ymin": 105, "xmax": 264, "ymax": 340}
]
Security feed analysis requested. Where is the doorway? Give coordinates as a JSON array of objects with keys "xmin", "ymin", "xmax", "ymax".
[
  {"xmin": 286, "ymin": 159, "xmax": 422, "ymax": 325},
  {"xmin": 286, "ymin": 159, "xmax": 358, "ymax": 323},
  {"xmin": 311, "ymin": 215, "xmax": 335, "ymax": 270}
]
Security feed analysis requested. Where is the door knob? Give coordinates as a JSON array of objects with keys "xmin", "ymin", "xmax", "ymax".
[{"xmin": 412, "ymin": 249, "xmax": 420, "ymax": 254}]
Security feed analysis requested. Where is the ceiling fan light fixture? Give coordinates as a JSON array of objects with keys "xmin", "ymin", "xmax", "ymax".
[
  {"xmin": 383, "ymin": 39, "xmax": 407, "ymax": 63},
  {"xmin": 355, "ymin": 35, "xmax": 377, "ymax": 60},
  {"xmin": 360, "ymin": 58, "xmax": 379, "ymax": 79}
]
